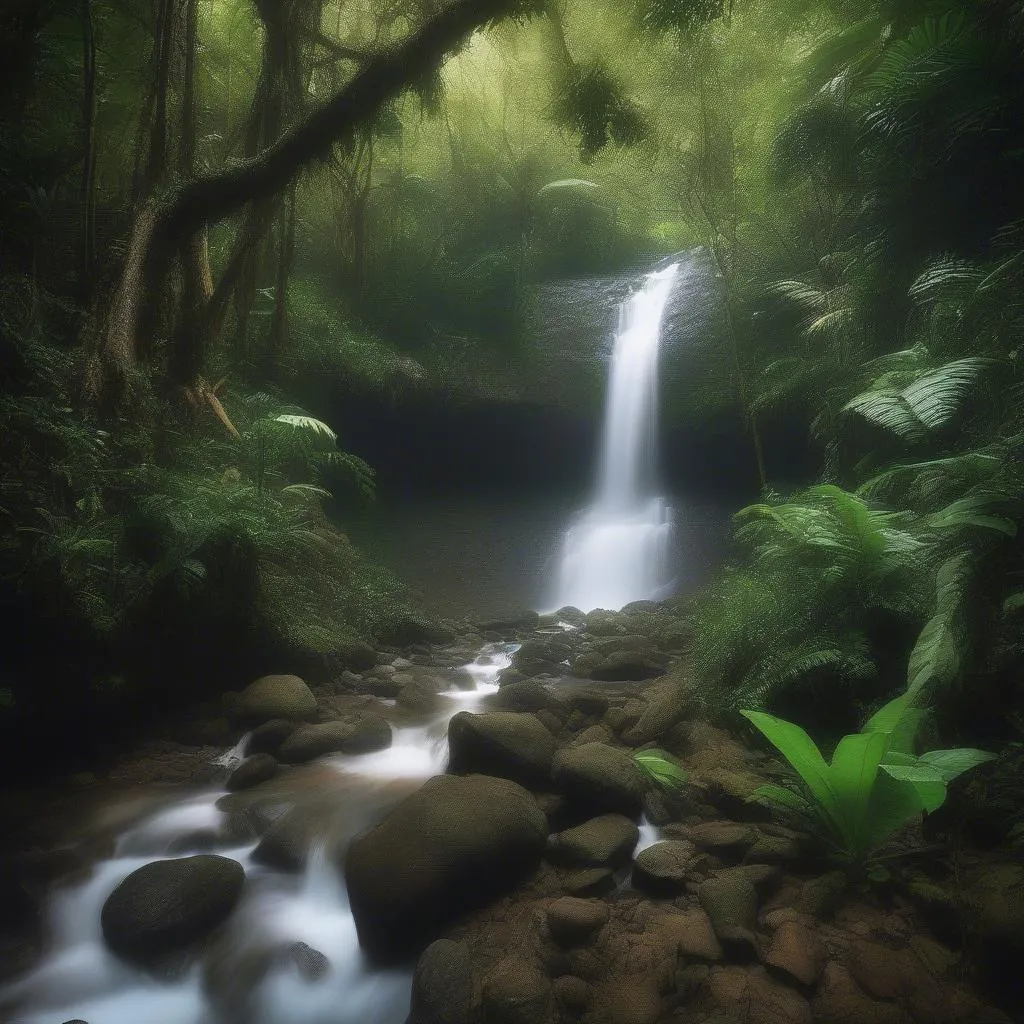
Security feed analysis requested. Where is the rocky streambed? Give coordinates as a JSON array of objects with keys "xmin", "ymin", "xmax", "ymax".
[{"xmin": 0, "ymin": 602, "xmax": 1020, "ymax": 1024}]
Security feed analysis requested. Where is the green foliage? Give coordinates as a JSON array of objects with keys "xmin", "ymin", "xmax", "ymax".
[
  {"xmin": 689, "ymin": 484, "xmax": 926, "ymax": 718},
  {"xmin": 743, "ymin": 694, "xmax": 994, "ymax": 870},
  {"xmin": 551, "ymin": 60, "xmax": 647, "ymax": 159},
  {"xmin": 634, "ymin": 748, "xmax": 688, "ymax": 792}
]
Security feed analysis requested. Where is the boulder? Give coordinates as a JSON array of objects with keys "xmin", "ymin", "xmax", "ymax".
[
  {"xmin": 585, "ymin": 610, "xmax": 625, "ymax": 636},
  {"xmin": 412, "ymin": 939, "xmax": 477, "ymax": 1024},
  {"xmin": 344, "ymin": 774, "xmax": 548, "ymax": 960},
  {"xmin": 514, "ymin": 640, "xmax": 572, "ymax": 665},
  {"xmin": 232, "ymin": 675, "xmax": 317, "ymax": 724},
  {"xmin": 481, "ymin": 957, "xmax": 554, "ymax": 1024},
  {"xmin": 667, "ymin": 821, "xmax": 755, "ymax": 857},
  {"xmin": 551, "ymin": 743, "xmax": 649, "ymax": 817},
  {"xmin": 494, "ymin": 681, "xmax": 562, "ymax": 713},
  {"xmin": 331, "ymin": 640, "xmax": 378, "ymax": 671},
  {"xmin": 631, "ymin": 840, "xmax": 697, "ymax": 896},
  {"xmin": 101, "ymin": 855, "xmax": 244, "ymax": 962},
  {"xmin": 705, "ymin": 965, "xmax": 812, "ymax": 1024},
  {"xmin": 698, "ymin": 870, "xmax": 760, "ymax": 954},
  {"xmin": 226, "ymin": 753, "xmax": 278, "ymax": 792},
  {"xmin": 385, "ymin": 614, "xmax": 456, "ymax": 646},
  {"xmin": 548, "ymin": 814, "xmax": 639, "ymax": 868},
  {"xmin": 763, "ymin": 918, "xmax": 825, "ymax": 988},
  {"xmin": 663, "ymin": 907, "xmax": 722, "ymax": 961},
  {"xmin": 621, "ymin": 678, "xmax": 688, "ymax": 747},
  {"xmin": 588, "ymin": 652, "xmax": 663, "ymax": 682},
  {"xmin": 448, "ymin": 711, "xmax": 557, "ymax": 788},
  {"xmin": 552, "ymin": 975, "xmax": 591, "ymax": 1015},
  {"xmin": 397, "ymin": 680, "xmax": 443, "ymax": 713},
  {"xmin": 546, "ymin": 897, "xmax": 609, "ymax": 946},
  {"xmin": 591, "ymin": 980, "xmax": 662, "ymax": 1024},
  {"xmin": 571, "ymin": 651, "xmax": 606, "ymax": 678},
  {"xmin": 476, "ymin": 610, "xmax": 540, "ymax": 632},
  {"xmin": 278, "ymin": 715, "xmax": 391, "ymax": 763}
]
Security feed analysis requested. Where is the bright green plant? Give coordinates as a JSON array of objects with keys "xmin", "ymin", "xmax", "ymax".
[
  {"xmin": 634, "ymin": 748, "xmax": 688, "ymax": 793},
  {"xmin": 742, "ymin": 693, "xmax": 994, "ymax": 874}
]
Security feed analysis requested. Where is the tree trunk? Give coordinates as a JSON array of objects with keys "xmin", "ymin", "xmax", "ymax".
[
  {"xmin": 268, "ymin": 181, "xmax": 298, "ymax": 357},
  {"xmin": 79, "ymin": 0, "xmax": 97, "ymax": 303},
  {"xmin": 90, "ymin": 0, "xmax": 527, "ymax": 401},
  {"xmin": 136, "ymin": 0, "xmax": 177, "ymax": 203}
]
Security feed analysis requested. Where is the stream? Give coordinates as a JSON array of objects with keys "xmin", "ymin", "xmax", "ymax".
[{"xmin": 1, "ymin": 643, "xmax": 547, "ymax": 1024}]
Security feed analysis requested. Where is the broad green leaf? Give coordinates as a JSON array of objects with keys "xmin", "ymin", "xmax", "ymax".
[
  {"xmin": 864, "ymin": 770, "xmax": 931, "ymax": 853},
  {"xmin": 879, "ymin": 762, "xmax": 947, "ymax": 812},
  {"xmin": 863, "ymin": 692, "xmax": 926, "ymax": 753},
  {"xmin": 741, "ymin": 710, "xmax": 841, "ymax": 826},
  {"xmin": 829, "ymin": 731, "xmax": 888, "ymax": 855},
  {"xmin": 919, "ymin": 747, "xmax": 995, "ymax": 782}
]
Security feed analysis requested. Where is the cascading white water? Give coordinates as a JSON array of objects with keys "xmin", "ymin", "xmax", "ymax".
[
  {"xmin": 552, "ymin": 262, "xmax": 681, "ymax": 612},
  {"xmin": 0, "ymin": 642, "xmax": 520, "ymax": 1024}
]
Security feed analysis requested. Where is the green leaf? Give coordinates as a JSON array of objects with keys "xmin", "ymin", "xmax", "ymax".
[
  {"xmin": 634, "ymin": 749, "xmax": 688, "ymax": 791},
  {"xmin": 919, "ymin": 747, "xmax": 995, "ymax": 782},
  {"xmin": 747, "ymin": 783, "xmax": 813, "ymax": 814},
  {"xmin": 829, "ymin": 731, "xmax": 888, "ymax": 856},
  {"xmin": 862, "ymin": 692, "xmax": 927, "ymax": 754},
  {"xmin": 864, "ymin": 770, "xmax": 930, "ymax": 851},
  {"xmin": 879, "ymin": 762, "xmax": 947, "ymax": 812},
  {"xmin": 272, "ymin": 414, "xmax": 338, "ymax": 442},
  {"xmin": 906, "ymin": 610, "xmax": 962, "ymax": 699},
  {"xmin": 740, "ymin": 710, "xmax": 842, "ymax": 830}
]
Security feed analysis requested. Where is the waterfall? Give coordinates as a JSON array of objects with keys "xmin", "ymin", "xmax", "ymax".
[{"xmin": 552, "ymin": 262, "xmax": 681, "ymax": 612}]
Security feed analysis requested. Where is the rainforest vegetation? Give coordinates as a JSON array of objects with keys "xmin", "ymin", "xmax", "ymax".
[{"xmin": 2, "ymin": 0, "xmax": 1024, "ymax": 1020}]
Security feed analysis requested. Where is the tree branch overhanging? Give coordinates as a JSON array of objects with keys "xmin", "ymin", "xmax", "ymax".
[{"xmin": 90, "ymin": 0, "xmax": 541, "ymax": 401}]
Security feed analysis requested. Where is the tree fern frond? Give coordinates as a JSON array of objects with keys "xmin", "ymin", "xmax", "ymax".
[{"xmin": 272, "ymin": 413, "xmax": 338, "ymax": 442}]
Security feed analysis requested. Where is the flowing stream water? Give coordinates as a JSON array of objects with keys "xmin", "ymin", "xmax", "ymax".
[
  {"xmin": 551, "ymin": 262, "xmax": 683, "ymax": 612},
  {"xmin": 0, "ymin": 644, "xmax": 518, "ymax": 1024}
]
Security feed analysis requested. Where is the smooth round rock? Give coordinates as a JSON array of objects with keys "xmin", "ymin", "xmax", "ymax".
[
  {"xmin": 631, "ymin": 840, "xmax": 697, "ymax": 895},
  {"xmin": 546, "ymin": 897, "xmax": 609, "ymax": 946},
  {"xmin": 233, "ymin": 675, "xmax": 316, "ymax": 724},
  {"xmin": 548, "ymin": 814, "xmax": 639, "ymax": 868},
  {"xmin": 551, "ymin": 743, "xmax": 649, "ymax": 817},
  {"xmin": 101, "ymin": 855, "xmax": 244, "ymax": 962}
]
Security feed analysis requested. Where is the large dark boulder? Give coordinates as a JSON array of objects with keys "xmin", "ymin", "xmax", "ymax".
[
  {"xmin": 447, "ymin": 711, "xmax": 557, "ymax": 788},
  {"xmin": 231, "ymin": 675, "xmax": 317, "ymax": 724},
  {"xmin": 551, "ymin": 742, "xmax": 650, "ymax": 818},
  {"xmin": 101, "ymin": 855, "xmax": 244, "ymax": 963},
  {"xmin": 476, "ymin": 610, "xmax": 540, "ymax": 632},
  {"xmin": 385, "ymin": 615, "xmax": 457, "ymax": 646},
  {"xmin": 277, "ymin": 715, "xmax": 391, "ymax": 763},
  {"xmin": 588, "ymin": 651, "xmax": 663, "ymax": 682},
  {"xmin": 344, "ymin": 773, "xmax": 548, "ymax": 961}
]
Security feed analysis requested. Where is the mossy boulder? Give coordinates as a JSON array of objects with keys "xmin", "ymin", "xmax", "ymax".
[
  {"xmin": 101, "ymin": 855, "xmax": 245, "ymax": 963},
  {"xmin": 551, "ymin": 742, "xmax": 649, "ymax": 818},
  {"xmin": 231, "ymin": 675, "xmax": 317, "ymax": 725},
  {"xmin": 344, "ymin": 774, "xmax": 548, "ymax": 961},
  {"xmin": 448, "ymin": 711, "xmax": 557, "ymax": 789}
]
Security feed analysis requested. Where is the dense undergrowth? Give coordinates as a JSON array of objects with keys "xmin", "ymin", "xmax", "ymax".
[{"xmin": 680, "ymin": 1, "xmax": 1024, "ymax": 753}]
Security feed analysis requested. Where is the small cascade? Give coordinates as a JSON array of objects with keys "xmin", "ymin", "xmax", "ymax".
[
  {"xmin": 0, "ymin": 640, "xmax": 520, "ymax": 1024},
  {"xmin": 552, "ymin": 263, "xmax": 682, "ymax": 612}
]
